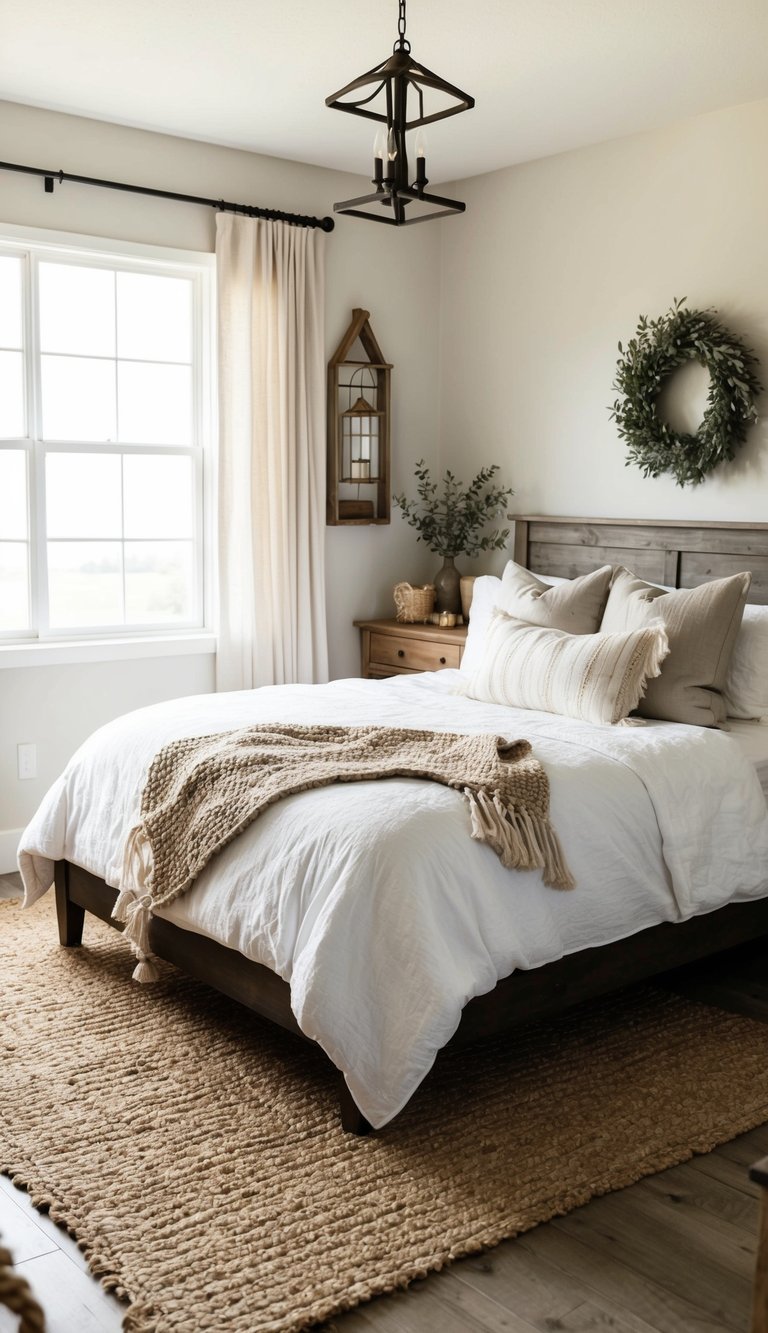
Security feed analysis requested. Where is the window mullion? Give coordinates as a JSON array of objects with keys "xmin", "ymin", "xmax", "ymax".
[{"xmin": 27, "ymin": 252, "xmax": 50, "ymax": 638}]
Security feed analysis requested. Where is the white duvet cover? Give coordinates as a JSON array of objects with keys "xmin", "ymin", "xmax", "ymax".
[{"xmin": 19, "ymin": 670, "xmax": 768, "ymax": 1127}]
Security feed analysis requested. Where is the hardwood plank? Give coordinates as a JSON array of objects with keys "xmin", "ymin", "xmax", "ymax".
[
  {"xmin": 717, "ymin": 1125, "xmax": 768, "ymax": 1169},
  {"xmin": 635, "ymin": 1159, "xmax": 760, "ymax": 1235},
  {"xmin": 556, "ymin": 1298, "xmax": 663, "ymax": 1333},
  {"xmin": 686, "ymin": 1150, "xmax": 762, "ymax": 1202},
  {"xmin": 316, "ymin": 1300, "xmax": 415, "ymax": 1332},
  {"xmin": 519, "ymin": 1224, "xmax": 742, "ymax": 1333},
  {"xmin": 445, "ymin": 1238, "xmax": 586, "ymax": 1324},
  {"xmin": 8, "ymin": 1251, "xmax": 124, "ymax": 1333},
  {"xmin": 551, "ymin": 1190, "xmax": 752, "ymax": 1327},
  {"xmin": 410, "ymin": 1269, "xmax": 542, "ymax": 1332},
  {"xmin": 752, "ymin": 1188, "xmax": 768, "ymax": 1333},
  {"xmin": 0, "ymin": 1189, "xmax": 57, "ymax": 1264},
  {"xmin": 0, "ymin": 1176, "xmax": 94, "ymax": 1278},
  {"xmin": 348, "ymin": 1275, "xmax": 539, "ymax": 1333}
]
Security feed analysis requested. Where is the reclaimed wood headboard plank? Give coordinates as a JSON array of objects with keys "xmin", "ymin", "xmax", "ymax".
[{"xmin": 511, "ymin": 515, "xmax": 768, "ymax": 605}]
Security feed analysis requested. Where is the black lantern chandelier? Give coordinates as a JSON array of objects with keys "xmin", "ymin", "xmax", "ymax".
[{"xmin": 326, "ymin": 0, "xmax": 474, "ymax": 226}]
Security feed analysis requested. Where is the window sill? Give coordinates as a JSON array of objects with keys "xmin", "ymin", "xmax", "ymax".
[{"xmin": 0, "ymin": 633, "xmax": 217, "ymax": 669}]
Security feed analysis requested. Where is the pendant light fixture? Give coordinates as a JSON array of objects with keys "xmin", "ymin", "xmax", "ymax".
[{"xmin": 326, "ymin": 0, "xmax": 474, "ymax": 226}]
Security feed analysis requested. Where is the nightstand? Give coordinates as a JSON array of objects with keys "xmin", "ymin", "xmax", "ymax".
[{"xmin": 354, "ymin": 618, "xmax": 468, "ymax": 679}]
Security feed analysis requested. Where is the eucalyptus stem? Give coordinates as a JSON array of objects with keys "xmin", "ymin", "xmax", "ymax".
[{"xmin": 393, "ymin": 461, "xmax": 514, "ymax": 557}]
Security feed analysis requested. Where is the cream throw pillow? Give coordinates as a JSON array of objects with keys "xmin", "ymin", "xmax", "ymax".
[
  {"xmin": 500, "ymin": 561, "xmax": 613, "ymax": 634},
  {"xmin": 601, "ymin": 567, "xmax": 751, "ymax": 727},
  {"xmin": 462, "ymin": 610, "xmax": 669, "ymax": 726}
]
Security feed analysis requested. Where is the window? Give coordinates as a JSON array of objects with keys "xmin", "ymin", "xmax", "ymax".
[{"xmin": 0, "ymin": 232, "xmax": 213, "ymax": 645}]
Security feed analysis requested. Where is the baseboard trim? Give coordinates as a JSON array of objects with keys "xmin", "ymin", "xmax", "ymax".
[{"xmin": 0, "ymin": 829, "xmax": 23, "ymax": 876}]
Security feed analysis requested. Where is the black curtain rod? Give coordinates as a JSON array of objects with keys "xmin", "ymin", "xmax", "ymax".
[{"xmin": 0, "ymin": 159, "xmax": 335, "ymax": 232}]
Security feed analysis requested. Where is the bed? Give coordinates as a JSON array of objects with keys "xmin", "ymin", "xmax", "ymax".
[{"xmin": 18, "ymin": 516, "xmax": 768, "ymax": 1135}]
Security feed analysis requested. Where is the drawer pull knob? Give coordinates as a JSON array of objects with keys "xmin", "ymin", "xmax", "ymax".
[
  {"xmin": 439, "ymin": 656, "xmax": 446, "ymax": 665},
  {"xmin": 397, "ymin": 649, "xmax": 405, "ymax": 658}
]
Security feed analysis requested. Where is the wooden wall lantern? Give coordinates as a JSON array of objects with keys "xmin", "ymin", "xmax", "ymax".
[{"xmin": 327, "ymin": 309, "xmax": 391, "ymax": 525}]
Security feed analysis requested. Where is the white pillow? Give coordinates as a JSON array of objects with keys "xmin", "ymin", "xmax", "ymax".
[
  {"xmin": 460, "ymin": 573, "xmax": 503, "ymax": 675},
  {"xmin": 724, "ymin": 605, "xmax": 768, "ymax": 720},
  {"xmin": 461, "ymin": 610, "xmax": 669, "ymax": 726}
]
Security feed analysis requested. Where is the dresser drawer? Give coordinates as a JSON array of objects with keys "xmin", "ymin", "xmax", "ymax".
[{"xmin": 369, "ymin": 632, "xmax": 462, "ymax": 673}]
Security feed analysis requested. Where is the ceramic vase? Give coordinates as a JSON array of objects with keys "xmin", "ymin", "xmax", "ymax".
[{"xmin": 433, "ymin": 555, "xmax": 462, "ymax": 614}]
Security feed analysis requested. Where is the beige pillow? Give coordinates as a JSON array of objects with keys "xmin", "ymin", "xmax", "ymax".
[
  {"xmin": 499, "ymin": 561, "xmax": 613, "ymax": 634},
  {"xmin": 600, "ymin": 567, "xmax": 751, "ymax": 727},
  {"xmin": 461, "ymin": 610, "xmax": 669, "ymax": 726}
]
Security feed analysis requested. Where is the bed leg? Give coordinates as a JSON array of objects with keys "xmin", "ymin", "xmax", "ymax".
[
  {"xmin": 338, "ymin": 1078, "xmax": 372, "ymax": 1136},
  {"xmin": 54, "ymin": 862, "xmax": 85, "ymax": 947}
]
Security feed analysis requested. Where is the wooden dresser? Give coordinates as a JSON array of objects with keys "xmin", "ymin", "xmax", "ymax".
[{"xmin": 354, "ymin": 618, "xmax": 467, "ymax": 679}]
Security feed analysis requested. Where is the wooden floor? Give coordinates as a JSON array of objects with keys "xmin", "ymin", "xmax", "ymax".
[{"xmin": 1, "ymin": 869, "xmax": 766, "ymax": 1333}]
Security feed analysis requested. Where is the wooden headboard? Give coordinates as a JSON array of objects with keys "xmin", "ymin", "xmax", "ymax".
[{"xmin": 511, "ymin": 516, "xmax": 768, "ymax": 605}]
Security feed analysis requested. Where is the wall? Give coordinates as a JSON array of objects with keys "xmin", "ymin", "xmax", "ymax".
[
  {"xmin": 0, "ymin": 101, "xmax": 441, "ymax": 860},
  {"xmin": 439, "ymin": 97, "xmax": 768, "ymax": 573}
]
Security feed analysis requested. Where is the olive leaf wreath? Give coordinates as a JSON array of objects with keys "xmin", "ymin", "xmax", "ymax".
[{"xmin": 610, "ymin": 298, "xmax": 762, "ymax": 486}]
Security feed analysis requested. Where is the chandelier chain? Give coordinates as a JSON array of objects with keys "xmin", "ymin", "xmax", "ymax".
[{"xmin": 398, "ymin": 0, "xmax": 407, "ymax": 42}]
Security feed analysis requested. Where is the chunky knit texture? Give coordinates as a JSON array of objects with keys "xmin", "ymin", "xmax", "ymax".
[
  {"xmin": 115, "ymin": 724, "xmax": 574, "ymax": 980},
  {"xmin": 4, "ymin": 896, "xmax": 768, "ymax": 1333}
]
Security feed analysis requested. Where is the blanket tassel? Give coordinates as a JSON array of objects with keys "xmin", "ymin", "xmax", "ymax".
[
  {"xmin": 113, "ymin": 824, "xmax": 159, "ymax": 984},
  {"xmin": 465, "ymin": 788, "xmax": 574, "ymax": 890}
]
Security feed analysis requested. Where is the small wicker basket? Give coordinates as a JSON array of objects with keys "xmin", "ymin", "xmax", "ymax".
[{"xmin": 393, "ymin": 582, "xmax": 436, "ymax": 623}]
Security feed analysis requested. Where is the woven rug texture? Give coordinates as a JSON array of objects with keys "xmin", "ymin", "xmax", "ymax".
[{"xmin": 2, "ymin": 895, "xmax": 768, "ymax": 1333}]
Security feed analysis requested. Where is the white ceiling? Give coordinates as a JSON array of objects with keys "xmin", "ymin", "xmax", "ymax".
[{"xmin": 3, "ymin": 0, "xmax": 768, "ymax": 182}]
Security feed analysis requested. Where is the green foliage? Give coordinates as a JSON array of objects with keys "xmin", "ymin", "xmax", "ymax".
[
  {"xmin": 393, "ymin": 460, "xmax": 514, "ymax": 558},
  {"xmin": 610, "ymin": 298, "xmax": 762, "ymax": 487}
]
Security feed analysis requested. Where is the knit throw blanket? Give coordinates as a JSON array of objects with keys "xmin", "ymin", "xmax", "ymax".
[{"xmin": 114, "ymin": 724, "xmax": 574, "ymax": 982}]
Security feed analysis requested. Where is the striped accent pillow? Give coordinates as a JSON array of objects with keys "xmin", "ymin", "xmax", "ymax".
[{"xmin": 462, "ymin": 610, "xmax": 669, "ymax": 725}]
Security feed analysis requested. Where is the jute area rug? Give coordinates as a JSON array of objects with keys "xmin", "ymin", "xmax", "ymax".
[{"xmin": 2, "ymin": 897, "xmax": 768, "ymax": 1333}]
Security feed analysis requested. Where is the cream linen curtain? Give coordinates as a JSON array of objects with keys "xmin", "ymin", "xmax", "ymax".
[{"xmin": 215, "ymin": 213, "xmax": 329, "ymax": 690}]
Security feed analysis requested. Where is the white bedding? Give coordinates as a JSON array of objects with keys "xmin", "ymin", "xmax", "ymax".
[
  {"xmin": 728, "ymin": 718, "xmax": 768, "ymax": 798},
  {"xmin": 19, "ymin": 670, "xmax": 768, "ymax": 1128}
]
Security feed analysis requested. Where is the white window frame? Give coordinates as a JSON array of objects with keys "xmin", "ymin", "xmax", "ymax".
[{"xmin": 0, "ymin": 221, "xmax": 216, "ymax": 667}]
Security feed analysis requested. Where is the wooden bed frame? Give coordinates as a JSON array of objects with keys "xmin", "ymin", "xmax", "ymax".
[{"xmin": 54, "ymin": 515, "xmax": 768, "ymax": 1134}]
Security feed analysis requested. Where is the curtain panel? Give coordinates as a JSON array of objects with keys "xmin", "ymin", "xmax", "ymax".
[{"xmin": 215, "ymin": 213, "xmax": 329, "ymax": 690}]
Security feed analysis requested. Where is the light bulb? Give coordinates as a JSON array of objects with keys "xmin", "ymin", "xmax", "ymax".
[
  {"xmin": 387, "ymin": 127, "xmax": 398, "ymax": 161},
  {"xmin": 373, "ymin": 127, "xmax": 386, "ymax": 160},
  {"xmin": 415, "ymin": 130, "xmax": 427, "ymax": 159}
]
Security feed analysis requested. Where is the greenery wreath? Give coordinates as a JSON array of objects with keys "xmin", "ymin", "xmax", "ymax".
[{"xmin": 610, "ymin": 298, "xmax": 762, "ymax": 487}]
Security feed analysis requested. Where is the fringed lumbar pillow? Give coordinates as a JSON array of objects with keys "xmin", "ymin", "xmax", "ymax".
[{"xmin": 461, "ymin": 610, "xmax": 669, "ymax": 725}]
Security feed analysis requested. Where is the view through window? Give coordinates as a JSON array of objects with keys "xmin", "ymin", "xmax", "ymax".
[{"xmin": 0, "ymin": 239, "xmax": 212, "ymax": 640}]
